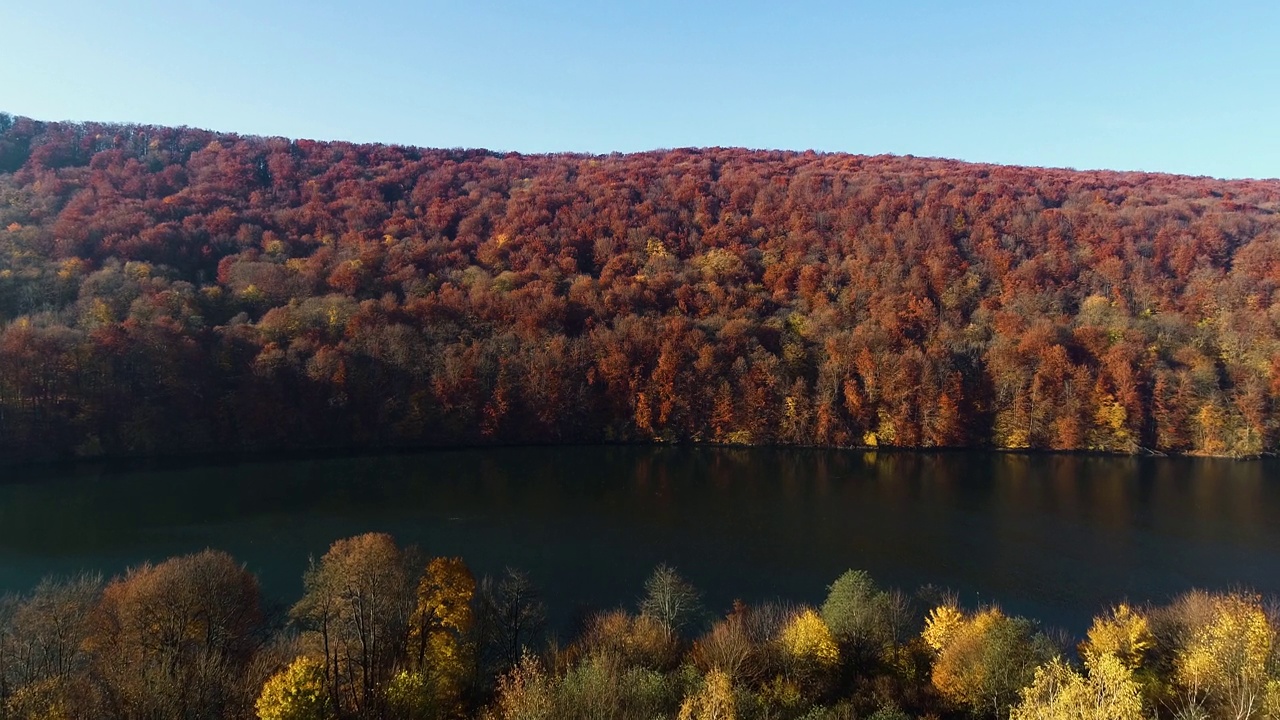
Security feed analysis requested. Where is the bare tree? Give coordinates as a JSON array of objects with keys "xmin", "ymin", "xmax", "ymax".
[
  {"xmin": 692, "ymin": 609, "xmax": 765, "ymax": 685},
  {"xmin": 0, "ymin": 592, "xmax": 16, "ymax": 708},
  {"xmin": 88, "ymin": 550, "xmax": 265, "ymax": 720},
  {"xmin": 638, "ymin": 564, "xmax": 704, "ymax": 637},
  {"xmin": 478, "ymin": 568, "xmax": 546, "ymax": 676},
  {"xmin": 8, "ymin": 573, "xmax": 101, "ymax": 687}
]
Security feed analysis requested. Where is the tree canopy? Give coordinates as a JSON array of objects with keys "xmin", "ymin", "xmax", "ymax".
[{"xmin": 2, "ymin": 114, "xmax": 1280, "ymax": 460}]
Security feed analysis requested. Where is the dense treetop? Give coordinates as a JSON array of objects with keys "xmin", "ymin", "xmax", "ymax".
[{"xmin": 2, "ymin": 113, "xmax": 1279, "ymax": 461}]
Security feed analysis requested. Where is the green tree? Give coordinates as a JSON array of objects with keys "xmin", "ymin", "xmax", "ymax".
[
  {"xmin": 820, "ymin": 569, "xmax": 895, "ymax": 663},
  {"xmin": 384, "ymin": 669, "xmax": 435, "ymax": 720},
  {"xmin": 555, "ymin": 652, "xmax": 676, "ymax": 720}
]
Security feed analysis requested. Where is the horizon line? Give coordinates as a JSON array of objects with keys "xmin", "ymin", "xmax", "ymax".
[{"xmin": 3, "ymin": 110, "xmax": 1276, "ymax": 184}]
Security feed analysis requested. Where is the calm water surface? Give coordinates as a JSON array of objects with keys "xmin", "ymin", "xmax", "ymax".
[{"xmin": 1, "ymin": 447, "xmax": 1277, "ymax": 634}]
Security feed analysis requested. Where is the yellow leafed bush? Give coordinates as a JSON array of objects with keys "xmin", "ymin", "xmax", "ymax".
[
  {"xmin": 678, "ymin": 668, "xmax": 736, "ymax": 720},
  {"xmin": 780, "ymin": 608, "xmax": 840, "ymax": 668},
  {"xmin": 922, "ymin": 605, "xmax": 965, "ymax": 652},
  {"xmin": 255, "ymin": 656, "xmax": 328, "ymax": 720},
  {"xmin": 1079, "ymin": 604, "xmax": 1152, "ymax": 671},
  {"xmin": 1010, "ymin": 653, "xmax": 1144, "ymax": 720}
]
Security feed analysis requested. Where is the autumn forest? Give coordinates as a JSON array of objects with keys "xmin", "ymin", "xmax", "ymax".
[{"xmin": 3, "ymin": 114, "xmax": 1280, "ymax": 461}]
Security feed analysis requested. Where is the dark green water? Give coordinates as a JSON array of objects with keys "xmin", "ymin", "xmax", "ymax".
[{"xmin": 1, "ymin": 447, "xmax": 1277, "ymax": 634}]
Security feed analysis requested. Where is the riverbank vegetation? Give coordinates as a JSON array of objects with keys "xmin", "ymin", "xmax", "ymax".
[
  {"xmin": 2, "ymin": 533, "xmax": 1279, "ymax": 719},
  {"xmin": 3, "ymin": 115, "xmax": 1280, "ymax": 460}
]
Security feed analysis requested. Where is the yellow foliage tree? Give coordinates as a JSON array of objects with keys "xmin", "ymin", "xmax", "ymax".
[
  {"xmin": 1010, "ymin": 653, "xmax": 1144, "ymax": 720},
  {"xmin": 923, "ymin": 605, "xmax": 965, "ymax": 652},
  {"xmin": 1090, "ymin": 392, "xmax": 1135, "ymax": 452},
  {"xmin": 1174, "ymin": 593, "xmax": 1274, "ymax": 720},
  {"xmin": 929, "ymin": 608, "xmax": 1005, "ymax": 709},
  {"xmin": 678, "ymin": 668, "xmax": 736, "ymax": 720},
  {"xmin": 780, "ymin": 608, "xmax": 840, "ymax": 669},
  {"xmin": 1264, "ymin": 680, "xmax": 1280, "ymax": 719},
  {"xmin": 3, "ymin": 677, "xmax": 77, "ymax": 720},
  {"xmin": 1079, "ymin": 604, "xmax": 1152, "ymax": 671},
  {"xmin": 925, "ymin": 607, "xmax": 1053, "ymax": 718},
  {"xmin": 776, "ymin": 607, "xmax": 840, "ymax": 701},
  {"xmin": 1195, "ymin": 403, "xmax": 1229, "ymax": 456},
  {"xmin": 256, "ymin": 656, "xmax": 330, "ymax": 720},
  {"xmin": 408, "ymin": 557, "xmax": 476, "ymax": 716}
]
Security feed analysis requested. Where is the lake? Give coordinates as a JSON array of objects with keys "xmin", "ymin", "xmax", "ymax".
[{"xmin": 1, "ymin": 446, "xmax": 1277, "ymax": 635}]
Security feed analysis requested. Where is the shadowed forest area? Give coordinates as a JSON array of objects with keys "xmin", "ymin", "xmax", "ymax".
[
  {"xmin": 2, "ymin": 535, "xmax": 1278, "ymax": 720},
  {"xmin": 3, "ymin": 115, "xmax": 1280, "ymax": 461}
]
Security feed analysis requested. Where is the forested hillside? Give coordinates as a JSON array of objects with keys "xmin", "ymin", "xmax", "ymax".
[{"xmin": 2, "ymin": 113, "xmax": 1279, "ymax": 461}]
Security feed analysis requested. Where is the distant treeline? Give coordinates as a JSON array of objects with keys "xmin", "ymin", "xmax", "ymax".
[
  {"xmin": 1, "ymin": 534, "xmax": 1277, "ymax": 720},
  {"xmin": 2, "ymin": 114, "xmax": 1280, "ymax": 460}
]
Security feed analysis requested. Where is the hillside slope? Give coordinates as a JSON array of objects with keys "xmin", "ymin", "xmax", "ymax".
[{"xmin": 2, "ymin": 114, "xmax": 1280, "ymax": 460}]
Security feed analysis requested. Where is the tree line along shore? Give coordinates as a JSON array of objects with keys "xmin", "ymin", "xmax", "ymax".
[{"xmin": 1, "ymin": 533, "xmax": 1277, "ymax": 720}]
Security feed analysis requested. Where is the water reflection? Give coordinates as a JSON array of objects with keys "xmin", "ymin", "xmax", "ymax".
[{"xmin": 0, "ymin": 448, "xmax": 1277, "ymax": 633}]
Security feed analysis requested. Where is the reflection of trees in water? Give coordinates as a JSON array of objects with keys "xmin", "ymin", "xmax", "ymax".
[{"xmin": 1, "ymin": 448, "xmax": 1280, "ymax": 636}]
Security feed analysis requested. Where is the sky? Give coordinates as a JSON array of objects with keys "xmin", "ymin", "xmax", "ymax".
[{"xmin": 1, "ymin": 0, "xmax": 1277, "ymax": 179}]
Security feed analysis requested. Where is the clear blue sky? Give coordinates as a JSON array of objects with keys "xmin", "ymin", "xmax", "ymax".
[{"xmin": 2, "ymin": 0, "xmax": 1277, "ymax": 179}]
